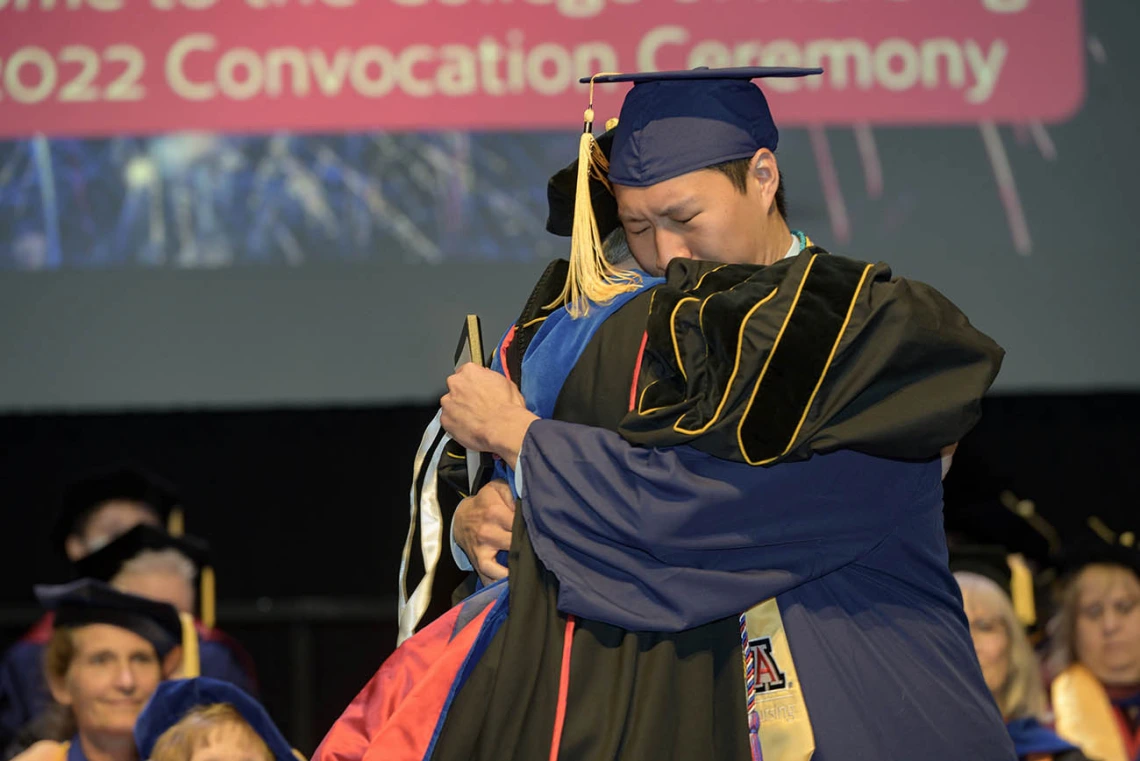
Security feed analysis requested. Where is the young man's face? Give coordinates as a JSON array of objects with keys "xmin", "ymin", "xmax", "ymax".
[{"xmin": 613, "ymin": 151, "xmax": 778, "ymax": 277}]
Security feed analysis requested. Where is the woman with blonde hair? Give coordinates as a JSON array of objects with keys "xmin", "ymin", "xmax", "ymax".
[
  {"xmin": 1049, "ymin": 528, "xmax": 1140, "ymax": 761},
  {"xmin": 955, "ymin": 569, "xmax": 1090, "ymax": 760},
  {"xmin": 8, "ymin": 580, "xmax": 186, "ymax": 761},
  {"xmin": 134, "ymin": 678, "xmax": 298, "ymax": 761}
]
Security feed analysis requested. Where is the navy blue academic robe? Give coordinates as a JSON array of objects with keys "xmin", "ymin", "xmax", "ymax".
[
  {"xmin": 323, "ymin": 252, "xmax": 1014, "ymax": 761},
  {"xmin": 507, "ymin": 257, "xmax": 1014, "ymax": 759}
]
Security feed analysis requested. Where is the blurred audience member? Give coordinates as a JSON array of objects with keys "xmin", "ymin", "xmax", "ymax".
[
  {"xmin": 52, "ymin": 469, "xmax": 181, "ymax": 564},
  {"xmin": 78, "ymin": 526, "xmax": 257, "ymax": 694},
  {"xmin": 5, "ymin": 581, "xmax": 188, "ymax": 761},
  {"xmin": 957, "ymin": 568, "xmax": 1091, "ymax": 760},
  {"xmin": 135, "ymin": 678, "xmax": 299, "ymax": 761},
  {"xmin": 0, "ymin": 473, "xmax": 257, "ymax": 752},
  {"xmin": 1050, "ymin": 524, "xmax": 1140, "ymax": 761}
]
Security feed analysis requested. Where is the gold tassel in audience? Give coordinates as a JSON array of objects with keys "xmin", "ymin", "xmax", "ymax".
[
  {"xmin": 1005, "ymin": 553, "xmax": 1036, "ymax": 627},
  {"xmin": 200, "ymin": 566, "xmax": 216, "ymax": 630},
  {"xmin": 178, "ymin": 611, "xmax": 201, "ymax": 678},
  {"xmin": 167, "ymin": 507, "xmax": 185, "ymax": 537}
]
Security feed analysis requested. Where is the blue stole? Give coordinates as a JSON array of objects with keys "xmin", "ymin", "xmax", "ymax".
[
  {"xmin": 488, "ymin": 269, "xmax": 662, "ymax": 459},
  {"xmin": 66, "ymin": 736, "xmax": 88, "ymax": 761},
  {"xmin": 1005, "ymin": 717, "xmax": 1079, "ymax": 757},
  {"xmin": 481, "ymin": 271, "xmax": 662, "ymax": 571}
]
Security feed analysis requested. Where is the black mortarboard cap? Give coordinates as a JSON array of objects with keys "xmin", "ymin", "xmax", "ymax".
[
  {"xmin": 546, "ymin": 127, "xmax": 618, "ymax": 240},
  {"xmin": 949, "ymin": 543, "xmax": 1038, "ymax": 627},
  {"xmin": 53, "ymin": 466, "xmax": 183, "ymax": 554},
  {"xmin": 950, "ymin": 544, "xmax": 1014, "ymax": 591},
  {"xmin": 1059, "ymin": 517, "xmax": 1140, "ymax": 579},
  {"xmin": 135, "ymin": 678, "xmax": 297, "ymax": 761},
  {"xmin": 35, "ymin": 578, "xmax": 184, "ymax": 658},
  {"xmin": 74, "ymin": 524, "xmax": 218, "ymax": 631},
  {"xmin": 75, "ymin": 524, "xmax": 211, "ymax": 582}
]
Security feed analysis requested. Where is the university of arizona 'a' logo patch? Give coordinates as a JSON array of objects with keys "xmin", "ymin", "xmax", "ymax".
[{"xmin": 749, "ymin": 637, "xmax": 787, "ymax": 692}]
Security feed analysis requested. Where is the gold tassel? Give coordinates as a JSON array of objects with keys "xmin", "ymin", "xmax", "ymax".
[
  {"xmin": 178, "ymin": 611, "xmax": 201, "ymax": 678},
  {"xmin": 167, "ymin": 507, "xmax": 184, "ymax": 537},
  {"xmin": 549, "ymin": 74, "xmax": 640, "ymax": 318},
  {"xmin": 1000, "ymin": 491, "xmax": 1062, "ymax": 555},
  {"xmin": 1087, "ymin": 515, "xmax": 1116, "ymax": 545},
  {"xmin": 200, "ymin": 566, "xmax": 216, "ymax": 630},
  {"xmin": 1006, "ymin": 553, "xmax": 1036, "ymax": 627}
]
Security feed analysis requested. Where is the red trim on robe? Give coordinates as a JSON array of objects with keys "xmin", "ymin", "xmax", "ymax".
[
  {"xmin": 314, "ymin": 601, "xmax": 495, "ymax": 761},
  {"xmin": 1112, "ymin": 704, "xmax": 1140, "ymax": 761},
  {"xmin": 196, "ymin": 621, "xmax": 260, "ymax": 690},
  {"xmin": 547, "ymin": 615, "xmax": 577, "ymax": 761},
  {"xmin": 21, "ymin": 613, "xmax": 55, "ymax": 644},
  {"xmin": 500, "ymin": 326, "xmax": 518, "ymax": 384},
  {"xmin": 629, "ymin": 331, "xmax": 649, "ymax": 413}
]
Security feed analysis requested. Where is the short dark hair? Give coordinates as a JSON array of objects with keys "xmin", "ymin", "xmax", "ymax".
[{"xmin": 708, "ymin": 158, "xmax": 787, "ymax": 220}]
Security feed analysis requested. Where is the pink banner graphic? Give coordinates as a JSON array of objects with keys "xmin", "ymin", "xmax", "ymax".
[{"xmin": 0, "ymin": 0, "xmax": 1084, "ymax": 138}]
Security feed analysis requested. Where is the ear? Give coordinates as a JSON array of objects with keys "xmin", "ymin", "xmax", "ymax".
[
  {"xmin": 747, "ymin": 148, "xmax": 780, "ymax": 215},
  {"xmin": 64, "ymin": 535, "xmax": 87, "ymax": 563},
  {"xmin": 161, "ymin": 646, "xmax": 184, "ymax": 679},
  {"xmin": 47, "ymin": 671, "xmax": 73, "ymax": 707}
]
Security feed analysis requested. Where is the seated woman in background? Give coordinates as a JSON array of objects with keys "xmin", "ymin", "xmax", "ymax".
[
  {"xmin": 8, "ymin": 580, "xmax": 188, "ymax": 761},
  {"xmin": 134, "ymin": 678, "xmax": 299, "ymax": 761},
  {"xmin": 1049, "ymin": 527, "xmax": 1140, "ymax": 761},
  {"xmin": 956, "ymin": 570, "xmax": 1091, "ymax": 761}
]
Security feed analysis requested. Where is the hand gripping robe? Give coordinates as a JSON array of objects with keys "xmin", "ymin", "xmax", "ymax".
[{"xmin": 317, "ymin": 66, "xmax": 1015, "ymax": 761}]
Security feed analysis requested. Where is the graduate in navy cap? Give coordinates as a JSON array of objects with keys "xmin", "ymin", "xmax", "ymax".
[
  {"xmin": 321, "ymin": 67, "xmax": 1011, "ymax": 761},
  {"xmin": 134, "ymin": 678, "xmax": 297, "ymax": 761},
  {"xmin": 7, "ymin": 581, "xmax": 190, "ymax": 761}
]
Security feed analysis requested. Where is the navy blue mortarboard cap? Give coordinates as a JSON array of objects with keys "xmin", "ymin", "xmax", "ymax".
[
  {"xmin": 135, "ymin": 678, "xmax": 296, "ymax": 761},
  {"xmin": 580, "ymin": 67, "xmax": 822, "ymax": 188},
  {"xmin": 550, "ymin": 67, "xmax": 821, "ymax": 316},
  {"xmin": 35, "ymin": 578, "xmax": 184, "ymax": 657}
]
